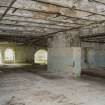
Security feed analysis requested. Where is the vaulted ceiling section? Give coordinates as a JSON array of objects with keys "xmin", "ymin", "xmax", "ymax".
[{"xmin": 0, "ymin": 0, "xmax": 105, "ymax": 45}]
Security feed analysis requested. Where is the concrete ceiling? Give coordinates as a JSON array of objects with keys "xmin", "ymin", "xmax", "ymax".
[{"xmin": 0, "ymin": 0, "xmax": 105, "ymax": 44}]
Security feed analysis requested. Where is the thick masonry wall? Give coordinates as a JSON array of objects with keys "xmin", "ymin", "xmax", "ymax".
[{"xmin": 0, "ymin": 43, "xmax": 35, "ymax": 64}]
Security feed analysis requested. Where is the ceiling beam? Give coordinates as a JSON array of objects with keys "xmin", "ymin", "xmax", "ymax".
[
  {"xmin": 1, "ymin": 4, "xmax": 101, "ymax": 22},
  {"xmin": 0, "ymin": 5, "xmax": 104, "ymax": 28},
  {"xmin": 0, "ymin": 24, "xmax": 61, "ymax": 33},
  {"xmin": 1, "ymin": 19, "xmax": 74, "ymax": 28},
  {"xmin": 81, "ymin": 40, "xmax": 105, "ymax": 43},
  {"xmin": 0, "ymin": 12, "xmax": 86, "ymax": 25},
  {"xmin": 80, "ymin": 33, "xmax": 105, "ymax": 39},
  {"xmin": 0, "ymin": 22, "xmax": 68, "ymax": 30},
  {"xmin": 0, "ymin": 27, "xmax": 45, "ymax": 33},
  {"xmin": 0, "ymin": 29, "xmax": 44, "ymax": 35},
  {"xmin": 0, "ymin": 0, "xmax": 16, "ymax": 22},
  {"xmin": 31, "ymin": 0, "xmax": 105, "ymax": 18}
]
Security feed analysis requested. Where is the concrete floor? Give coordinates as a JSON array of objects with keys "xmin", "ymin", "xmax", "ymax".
[{"xmin": 0, "ymin": 71, "xmax": 105, "ymax": 105}]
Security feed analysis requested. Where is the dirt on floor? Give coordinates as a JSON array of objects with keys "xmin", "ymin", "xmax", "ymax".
[{"xmin": 0, "ymin": 71, "xmax": 105, "ymax": 105}]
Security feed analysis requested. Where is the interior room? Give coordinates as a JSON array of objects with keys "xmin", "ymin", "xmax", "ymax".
[{"xmin": 0, "ymin": 0, "xmax": 105, "ymax": 105}]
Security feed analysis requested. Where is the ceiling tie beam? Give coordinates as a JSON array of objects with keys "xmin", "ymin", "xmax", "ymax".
[
  {"xmin": 81, "ymin": 40, "xmax": 105, "ymax": 43},
  {"xmin": 0, "ymin": 5, "xmax": 98, "ymax": 22},
  {"xmin": 0, "ymin": 23, "xmax": 67, "ymax": 30},
  {"xmin": 80, "ymin": 33, "xmax": 105, "ymax": 39},
  {"xmin": 0, "ymin": 10, "xmax": 85, "ymax": 25},
  {"xmin": 2, "ymin": 19, "xmax": 73, "ymax": 28}
]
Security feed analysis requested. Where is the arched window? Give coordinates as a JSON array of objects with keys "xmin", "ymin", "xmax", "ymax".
[
  {"xmin": 34, "ymin": 49, "xmax": 47, "ymax": 64},
  {"xmin": 0, "ymin": 50, "xmax": 2, "ymax": 64},
  {"xmin": 5, "ymin": 48, "xmax": 15, "ymax": 61}
]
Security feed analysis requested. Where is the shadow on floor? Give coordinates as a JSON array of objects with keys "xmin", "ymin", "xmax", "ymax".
[{"xmin": 82, "ymin": 68, "xmax": 105, "ymax": 79}]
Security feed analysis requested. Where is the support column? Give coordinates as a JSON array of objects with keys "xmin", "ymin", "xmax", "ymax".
[
  {"xmin": 73, "ymin": 47, "xmax": 81, "ymax": 77},
  {"xmin": 48, "ymin": 32, "xmax": 81, "ymax": 78}
]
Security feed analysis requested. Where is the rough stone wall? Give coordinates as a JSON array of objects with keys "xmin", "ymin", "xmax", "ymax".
[
  {"xmin": 15, "ymin": 46, "xmax": 35, "ymax": 63},
  {"xmin": 0, "ymin": 43, "xmax": 35, "ymax": 64},
  {"xmin": 82, "ymin": 47, "xmax": 105, "ymax": 69}
]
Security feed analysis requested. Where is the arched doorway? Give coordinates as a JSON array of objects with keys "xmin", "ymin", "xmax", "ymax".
[
  {"xmin": 4, "ymin": 48, "xmax": 15, "ymax": 62},
  {"xmin": 34, "ymin": 49, "xmax": 47, "ymax": 65}
]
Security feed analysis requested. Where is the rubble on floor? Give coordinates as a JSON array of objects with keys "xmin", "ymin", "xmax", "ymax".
[{"xmin": 0, "ymin": 71, "xmax": 105, "ymax": 105}]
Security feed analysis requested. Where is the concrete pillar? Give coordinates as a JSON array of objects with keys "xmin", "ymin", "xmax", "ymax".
[
  {"xmin": 48, "ymin": 32, "xmax": 81, "ymax": 77},
  {"xmin": 48, "ymin": 47, "xmax": 81, "ymax": 77},
  {"xmin": 73, "ymin": 47, "xmax": 81, "ymax": 77}
]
